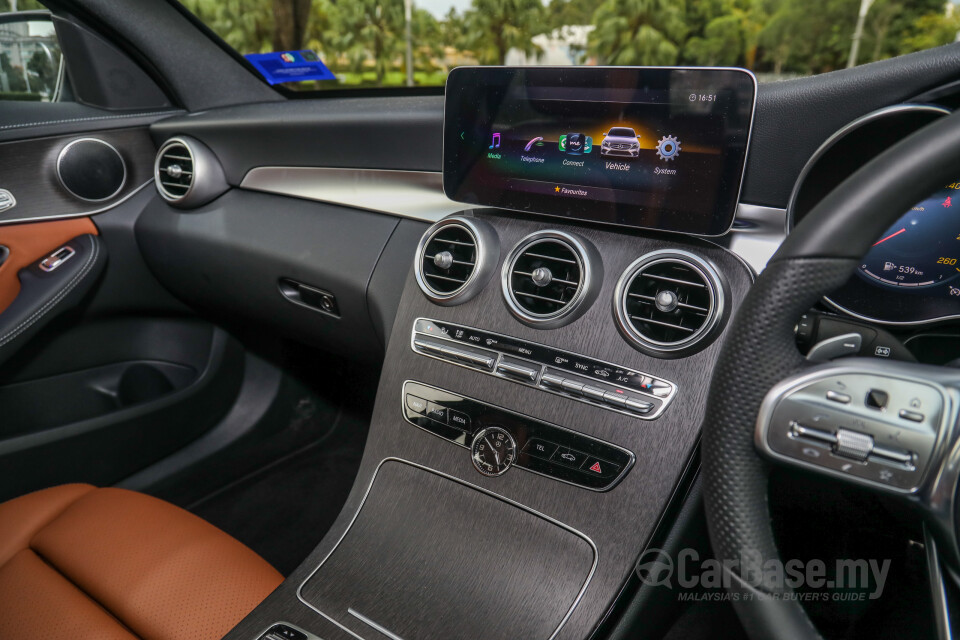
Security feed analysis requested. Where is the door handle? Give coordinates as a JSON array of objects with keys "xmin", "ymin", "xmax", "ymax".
[{"xmin": 0, "ymin": 234, "xmax": 106, "ymax": 368}]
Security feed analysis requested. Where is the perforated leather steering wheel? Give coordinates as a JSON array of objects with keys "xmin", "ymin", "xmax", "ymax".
[{"xmin": 702, "ymin": 108, "xmax": 960, "ymax": 639}]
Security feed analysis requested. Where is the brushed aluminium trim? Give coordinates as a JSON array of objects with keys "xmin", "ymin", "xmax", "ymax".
[
  {"xmin": 400, "ymin": 380, "xmax": 637, "ymax": 492},
  {"xmin": 348, "ymin": 609, "xmax": 406, "ymax": 640},
  {"xmin": 237, "ymin": 165, "xmax": 786, "ymax": 272},
  {"xmin": 0, "ymin": 179, "xmax": 152, "ymax": 226},
  {"xmin": 441, "ymin": 65, "xmax": 759, "ymax": 238},
  {"xmin": 296, "ymin": 457, "xmax": 599, "ymax": 640},
  {"xmin": 240, "ymin": 166, "xmax": 463, "ymax": 221},
  {"xmin": 409, "ymin": 318, "xmax": 678, "ymax": 421}
]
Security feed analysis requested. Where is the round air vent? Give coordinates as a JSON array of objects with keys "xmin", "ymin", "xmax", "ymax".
[
  {"xmin": 614, "ymin": 250, "xmax": 726, "ymax": 357},
  {"xmin": 414, "ymin": 217, "xmax": 499, "ymax": 305},
  {"xmin": 502, "ymin": 230, "xmax": 601, "ymax": 328},
  {"xmin": 154, "ymin": 136, "xmax": 227, "ymax": 209}
]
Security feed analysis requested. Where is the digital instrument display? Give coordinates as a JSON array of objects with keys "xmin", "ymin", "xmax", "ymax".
[
  {"xmin": 443, "ymin": 67, "xmax": 757, "ymax": 236},
  {"xmin": 827, "ymin": 180, "xmax": 960, "ymax": 323}
]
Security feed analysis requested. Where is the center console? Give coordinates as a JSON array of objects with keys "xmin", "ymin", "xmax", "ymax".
[{"xmin": 229, "ymin": 67, "xmax": 758, "ymax": 640}]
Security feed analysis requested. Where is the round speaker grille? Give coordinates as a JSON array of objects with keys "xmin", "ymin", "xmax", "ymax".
[{"xmin": 57, "ymin": 138, "xmax": 126, "ymax": 202}]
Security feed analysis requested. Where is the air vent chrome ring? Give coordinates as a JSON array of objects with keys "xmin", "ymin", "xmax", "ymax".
[
  {"xmin": 502, "ymin": 230, "xmax": 601, "ymax": 328},
  {"xmin": 614, "ymin": 250, "xmax": 726, "ymax": 357},
  {"xmin": 414, "ymin": 216, "xmax": 499, "ymax": 306},
  {"xmin": 154, "ymin": 136, "xmax": 227, "ymax": 209}
]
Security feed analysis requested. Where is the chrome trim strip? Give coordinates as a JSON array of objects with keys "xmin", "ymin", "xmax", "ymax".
[
  {"xmin": 56, "ymin": 137, "xmax": 127, "ymax": 203},
  {"xmin": 240, "ymin": 166, "xmax": 462, "ymax": 222},
  {"xmin": 400, "ymin": 380, "xmax": 637, "ymax": 492},
  {"xmin": 0, "ymin": 180, "xmax": 152, "ymax": 226},
  {"xmin": 348, "ymin": 609, "xmax": 406, "ymax": 640},
  {"xmin": 296, "ymin": 457, "xmax": 599, "ymax": 640},
  {"xmin": 238, "ymin": 165, "xmax": 785, "ymax": 271},
  {"xmin": 925, "ymin": 525, "xmax": 955, "ymax": 640}
]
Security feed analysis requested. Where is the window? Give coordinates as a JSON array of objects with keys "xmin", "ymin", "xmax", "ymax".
[
  {"xmin": 0, "ymin": 0, "xmax": 64, "ymax": 102},
  {"xmin": 180, "ymin": 0, "xmax": 960, "ymax": 91}
]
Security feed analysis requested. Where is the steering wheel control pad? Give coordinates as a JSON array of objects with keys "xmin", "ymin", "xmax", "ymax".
[{"xmin": 755, "ymin": 362, "xmax": 946, "ymax": 493}]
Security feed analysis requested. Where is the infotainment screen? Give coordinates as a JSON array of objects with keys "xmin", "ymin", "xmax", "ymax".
[{"xmin": 443, "ymin": 67, "xmax": 756, "ymax": 236}]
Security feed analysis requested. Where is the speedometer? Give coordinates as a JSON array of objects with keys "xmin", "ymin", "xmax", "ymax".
[{"xmin": 857, "ymin": 182, "xmax": 960, "ymax": 291}]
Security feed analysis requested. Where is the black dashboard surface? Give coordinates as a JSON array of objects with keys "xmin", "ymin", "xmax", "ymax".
[{"xmin": 150, "ymin": 43, "xmax": 960, "ymax": 210}]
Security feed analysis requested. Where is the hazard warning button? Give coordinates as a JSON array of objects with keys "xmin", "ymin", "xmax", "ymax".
[{"xmin": 581, "ymin": 456, "xmax": 621, "ymax": 478}]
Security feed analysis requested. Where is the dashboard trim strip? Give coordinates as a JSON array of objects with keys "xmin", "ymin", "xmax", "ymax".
[{"xmin": 295, "ymin": 457, "xmax": 599, "ymax": 640}]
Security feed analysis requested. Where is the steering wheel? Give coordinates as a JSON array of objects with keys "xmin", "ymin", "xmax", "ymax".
[{"xmin": 702, "ymin": 109, "xmax": 960, "ymax": 639}]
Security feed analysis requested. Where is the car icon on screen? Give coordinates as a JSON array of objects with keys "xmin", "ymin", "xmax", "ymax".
[{"xmin": 600, "ymin": 127, "xmax": 641, "ymax": 158}]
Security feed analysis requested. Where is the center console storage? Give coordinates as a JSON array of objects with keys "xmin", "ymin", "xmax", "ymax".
[{"xmin": 298, "ymin": 460, "xmax": 595, "ymax": 640}]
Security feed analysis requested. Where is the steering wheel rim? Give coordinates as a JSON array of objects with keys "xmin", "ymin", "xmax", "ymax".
[{"xmin": 701, "ymin": 107, "xmax": 960, "ymax": 639}]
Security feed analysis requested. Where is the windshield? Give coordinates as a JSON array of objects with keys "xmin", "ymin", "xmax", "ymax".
[
  {"xmin": 178, "ymin": 0, "xmax": 960, "ymax": 92},
  {"xmin": 606, "ymin": 128, "xmax": 637, "ymax": 137}
]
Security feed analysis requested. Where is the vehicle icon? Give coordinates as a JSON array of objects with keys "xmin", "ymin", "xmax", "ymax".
[
  {"xmin": 600, "ymin": 127, "xmax": 641, "ymax": 158},
  {"xmin": 559, "ymin": 133, "xmax": 592, "ymax": 155}
]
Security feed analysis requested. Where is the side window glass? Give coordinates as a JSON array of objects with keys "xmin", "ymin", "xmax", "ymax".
[{"xmin": 0, "ymin": 6, "xmax": 65, "ymax": 102}]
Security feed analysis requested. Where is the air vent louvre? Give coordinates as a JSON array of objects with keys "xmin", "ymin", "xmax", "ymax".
[
  {"xmin": 615, "ymin": 251, "xmax": 725, "ymax": 356},
  {"xmin": 421, "ymin": 224, "xmax": 477, "ymax": 295},
  {"xmin": 414, "ymin": 217, "xmax": 498, "ymax": 306},
  {"xmin": 155, "ymin": 140, "xmax": 194, "ymax": 202},
  {"xmin": 509, "ymin": 239, "xmax": 582, "ymax": 317}
]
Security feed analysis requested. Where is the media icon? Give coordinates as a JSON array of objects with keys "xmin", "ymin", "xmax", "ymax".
[{"xmin": 489, "ymin": 132, "xmax": 501, "ymax": 149}]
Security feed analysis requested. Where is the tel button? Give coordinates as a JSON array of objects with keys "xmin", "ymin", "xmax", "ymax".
[{"xmin": 522, "ymin": 438, "xmax": 558, "ymax": 460}]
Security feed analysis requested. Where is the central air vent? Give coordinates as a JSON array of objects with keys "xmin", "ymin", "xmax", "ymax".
[
  {"xmin": 503, "ymin": 230, "xmax": 601, "ymax": 328},
  {"xmin": 155, "ymin": 139, "xmax": 193, "ymax": 202},
  {"xmin": 615, "ymin": 250, "xmax": 726, "ymax": 357},
  {"xmin": 415, "ymin": 217, "xmax": 499, "ymax": 306},
  {"xmin": 154, "ymin": 136, "xmax": 227, "ymax": 209}
]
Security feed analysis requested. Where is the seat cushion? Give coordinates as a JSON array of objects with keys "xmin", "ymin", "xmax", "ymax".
[{"xmin": 0, "ymin": 484, "xmax": 283, "ymax": 640}]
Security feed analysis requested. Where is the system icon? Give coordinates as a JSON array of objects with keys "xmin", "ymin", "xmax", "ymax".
[{"xmin": 656, "ymin": 135, "xmax": 681, "ymax": 161}]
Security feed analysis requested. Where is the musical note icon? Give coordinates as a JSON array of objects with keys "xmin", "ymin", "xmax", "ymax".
[{"xmin": 489, "ymin": 132, "xmax": 501, "ymax": 149}]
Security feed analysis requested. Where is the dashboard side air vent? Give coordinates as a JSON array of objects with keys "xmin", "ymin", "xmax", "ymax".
[
  {"xmin": 614, "ymin": 250, "xmax": 726, "ymax": 357},
  {"xmin": 414, "ymin": 217, "xmax": 499, "ymax": 305},
  {"xmin": 503, "ymin": 230, "xmax": 601, "ymax": 328},
  {"xmin": 154, "ymin": 136, "xmax": 227, "ymax": 209}
]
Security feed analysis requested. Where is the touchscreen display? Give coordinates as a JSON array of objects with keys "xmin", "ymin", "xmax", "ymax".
[{"xmin": 443, "ymin": 67, "xmax": 756, "ymax": 236}]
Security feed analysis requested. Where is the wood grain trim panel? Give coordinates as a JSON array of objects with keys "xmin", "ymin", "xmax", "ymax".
[{"xmin": 0, "ymin": 217, "xmax": 98, "ymax": 314}]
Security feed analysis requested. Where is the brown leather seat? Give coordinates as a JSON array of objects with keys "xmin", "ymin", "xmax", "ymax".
[{"xmin": 0, "ymin": 484, "xmax": 283, "ymax": 640}]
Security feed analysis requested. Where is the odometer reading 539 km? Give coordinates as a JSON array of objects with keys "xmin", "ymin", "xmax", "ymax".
[{"xmin": 858, "ymin": 181, "xmax": 960, "ymax": 290}]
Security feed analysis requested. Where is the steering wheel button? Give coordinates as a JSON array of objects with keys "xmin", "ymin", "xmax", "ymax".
[
  {"xmin": 826, "ymin": 390, "xmax": 852, "ymax": 404},
  {"xmin": 834, "ymin": 428, "xmax": 874, "ymax": 461},
  {"xmin": 865, "ymin": 389, "xmax": 889, "ymax": 409},
  {"xmin": 898, "ymin": 409, "xmax": 924, "ymax": 423},
  {"xmin": 790, "ymin": 422, "xmax": 838, "ymax": 445}
]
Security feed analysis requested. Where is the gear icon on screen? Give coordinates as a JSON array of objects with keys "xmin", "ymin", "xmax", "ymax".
[{"xmin": 656, "ymin": 135, "xmax": 681, "ymax": 161}]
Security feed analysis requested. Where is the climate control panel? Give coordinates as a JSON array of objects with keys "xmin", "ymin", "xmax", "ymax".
[
  {"xmin": 403, "ymin": 381, "xmax": 635, "ymax": 490},
  {"xmin": 411, "ymin": 318, "xmax": 677, "ymax": 419}
]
